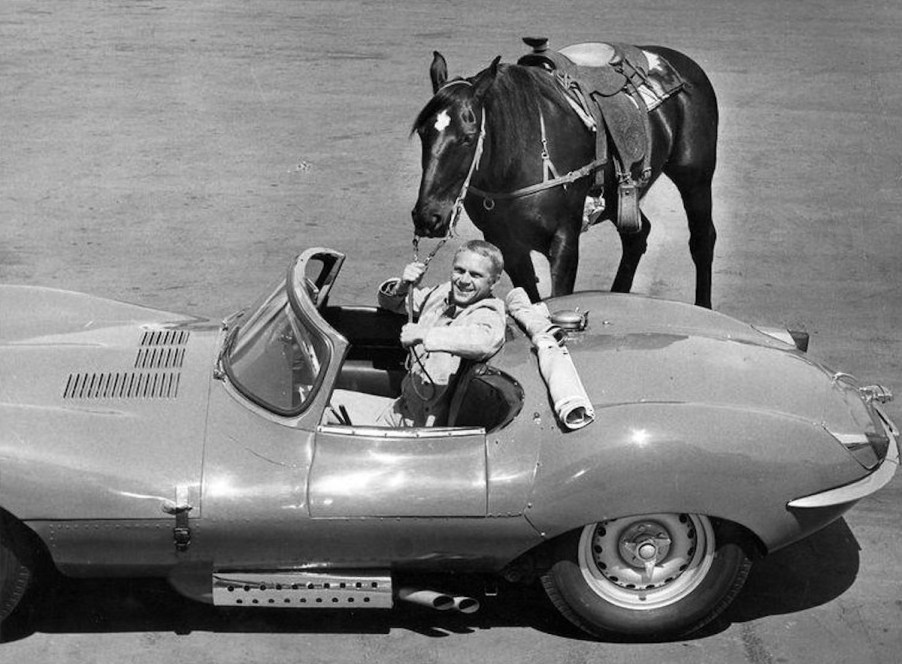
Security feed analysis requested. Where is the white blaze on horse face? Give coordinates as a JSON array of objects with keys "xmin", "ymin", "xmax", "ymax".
[{"xmin": 434, "ymin": 109, "xmax": 451, "ymax": 132}]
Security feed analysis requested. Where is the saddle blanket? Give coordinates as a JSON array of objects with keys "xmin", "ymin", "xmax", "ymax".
[{"xmin": 636, "ymin": 50, "xmax": 683, "ymax": 111}]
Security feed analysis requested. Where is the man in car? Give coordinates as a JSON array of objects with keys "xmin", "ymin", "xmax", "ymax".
[{"xmin": 329, "ymin": 239, "xmax": 507, "ymax": 427}]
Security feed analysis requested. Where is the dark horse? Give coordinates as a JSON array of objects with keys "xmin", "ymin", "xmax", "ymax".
[{"xmin": 410, "ymin": 46, "xmax": 718, "ymax": 307}]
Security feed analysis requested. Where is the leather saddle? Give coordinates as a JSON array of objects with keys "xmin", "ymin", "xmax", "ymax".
[{"xmin": 518, "ymin": 37, "xmax": 665, "ymax": 234}]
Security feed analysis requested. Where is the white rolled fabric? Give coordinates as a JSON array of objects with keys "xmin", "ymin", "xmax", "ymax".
[
  {"xmin": 533, "ymin": 333, "xmax": 596, "ymax": 430},
  {"xmin": 505, "ymin": 288, "xmax": 595, "ymax": 430}
]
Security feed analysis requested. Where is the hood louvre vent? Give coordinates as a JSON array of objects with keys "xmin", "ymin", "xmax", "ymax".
[
  {"xmin": 64, "ymin": 371, "xmax": 182, "ymax": 400},
  {"xmin": 135, "ymin": 329, "xmax": 190, "ymax": 369},
  {"xmin": 140, "ymin": 329, "xmax": 190, "ymax": 346},
  {"xmin": 62, "ymin": 328, "xmax": 190, "ymax": 401}
]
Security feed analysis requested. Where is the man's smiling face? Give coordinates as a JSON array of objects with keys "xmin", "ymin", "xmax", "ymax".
[{"xmin": 450, "ymin": 249, "xmax": 498, "ymax": 307}]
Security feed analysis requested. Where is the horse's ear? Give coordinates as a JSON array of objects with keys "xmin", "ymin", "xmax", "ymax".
[
  {"xmin": 488, "ymin": 55, "xmax": 502, "ymax": 76},
  {"xmin": 430, "ymin": 51, "xmax": 448, "ymax": 94},
  {"xmin": 473, "ymin": 56, "xmax": 502, "ymax": 102}
]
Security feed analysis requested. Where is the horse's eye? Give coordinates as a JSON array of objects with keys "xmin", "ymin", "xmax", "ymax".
[{"xmin": 461, "ymin": 108, "xmax": 476, "ymax": 125}]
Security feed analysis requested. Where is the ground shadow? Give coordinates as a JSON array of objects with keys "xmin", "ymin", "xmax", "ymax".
[
  {"xmin": 717, "ymin": 517, "xmax": 860, "ymax": 626},
  {"xmin": 0, "ymin": 518, "xmax": 859, "ymax": 644}
]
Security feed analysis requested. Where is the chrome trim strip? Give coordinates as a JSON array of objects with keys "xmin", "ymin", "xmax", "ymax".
[
  {"xmin": 317, "ymin": 424, "xmax": 485, "ymax": 438},
  {"xmin": 789, "ymin": 415, "xmax": 899, "ymax": 508}
]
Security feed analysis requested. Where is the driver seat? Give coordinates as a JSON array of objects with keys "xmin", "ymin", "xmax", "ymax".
[{"xmin": 446, "ymin": 362, "xmax": 524, "ymax": 432}]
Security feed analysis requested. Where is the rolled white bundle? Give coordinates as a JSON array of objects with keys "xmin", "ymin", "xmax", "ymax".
[
  {"xmin": 505, "ymin": 288, "xmax": 595, "ymax": 430},
  {"xmin": 534, "ymin": 333, "xmax": 596, "ymax": 430}
]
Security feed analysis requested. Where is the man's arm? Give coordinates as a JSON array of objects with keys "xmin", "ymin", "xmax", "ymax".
[{"xmin": 377, "ymin": 279, "xmax": 433, "ymax": 316}]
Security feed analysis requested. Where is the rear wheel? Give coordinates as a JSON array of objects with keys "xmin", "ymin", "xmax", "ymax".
[
  {"xmin": 0, "ymin": 517, "xmax": 37, "ymax": 626},
  {"xmin": 541, "ymin": 513, "xmax": 752, "ymax": 639}
]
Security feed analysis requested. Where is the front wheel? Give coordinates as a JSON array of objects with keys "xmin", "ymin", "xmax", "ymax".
[{"xmin": 541, "ymin": 514, "xmax": 752, "ymax": 639}]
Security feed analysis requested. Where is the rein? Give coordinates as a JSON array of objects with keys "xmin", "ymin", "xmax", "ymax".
[{"xmin": 468, "ymin": 108, "xmax": 605, "ymax": 209}]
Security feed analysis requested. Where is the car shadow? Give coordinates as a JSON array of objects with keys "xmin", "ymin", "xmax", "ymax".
[
  {"xmin": 714, "ymin": 517, "xmax": 860, "ymax": 627},
  {"xmin": 0, "ymin": 518, "xmax": 859, "ymax": 644}
]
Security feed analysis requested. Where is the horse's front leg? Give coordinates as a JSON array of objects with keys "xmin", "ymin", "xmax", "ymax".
[
  {"xmin": 547, "ymin": 226, "xmax": 580, "ymax": 297},
  {"xmin": 611, "ymin": 212, "xmax": 652, "ymax": 294},
  {"xmin": 487, "ymin": 238, "xmax": 543, "ymax": 302}
]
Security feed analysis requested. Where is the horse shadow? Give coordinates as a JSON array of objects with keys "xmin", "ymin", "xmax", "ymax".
[{"xmin": 0, "ymin": 518, "xmax": 859, "ymax": 644}]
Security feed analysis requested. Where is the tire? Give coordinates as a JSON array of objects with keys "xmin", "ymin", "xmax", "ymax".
[
  {"xmin": 541, "ymin": 513, "xmax": 752, "ymax": 639},
  {"xmin": 0, "ymin": 517, "xmax": 37, "ymax": 626}
]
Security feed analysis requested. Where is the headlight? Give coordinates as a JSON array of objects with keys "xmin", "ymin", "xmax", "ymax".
[
  {"xmin": 824, "ymin": 378, "xmax": 895, "ymax": 469},
  {"xmin": 829, "ymin": 430, "xmax": 890, "ymax": 470}
]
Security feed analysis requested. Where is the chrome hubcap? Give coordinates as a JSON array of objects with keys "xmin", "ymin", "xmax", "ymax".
[
  {"xmin": 618, "ymin": 521, "xmax": 673, "ymax": 573},
  {"xmin": 578, "ymin": 513, "xmax": 715, "ymax": 609}
]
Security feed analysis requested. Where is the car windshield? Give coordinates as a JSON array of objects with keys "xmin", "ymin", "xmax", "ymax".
[{"xmin": 225, "ymin": 280, "xmax": 329, "ymax": 415}]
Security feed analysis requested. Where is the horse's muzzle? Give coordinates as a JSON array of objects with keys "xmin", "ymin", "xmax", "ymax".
[{"xmin": 410, "ymin": 206, "xmax": 449, "ymax": 239}]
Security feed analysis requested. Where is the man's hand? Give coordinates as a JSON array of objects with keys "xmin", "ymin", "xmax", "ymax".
[
  {"xmin": 400, "ymin": 261, "xmax": 427, "ymax": 288},
  {"xmin": 400, "ymin": 323, "xmax": 425, "ymax": 348}
]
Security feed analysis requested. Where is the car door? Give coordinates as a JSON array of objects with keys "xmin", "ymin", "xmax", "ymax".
[{"xmin": 309, "ymin": 425, "xmax": 488, "ymax": 517}]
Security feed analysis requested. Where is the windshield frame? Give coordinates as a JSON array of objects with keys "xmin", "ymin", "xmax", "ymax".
[{"xmin": 222, "ymin": 249, "xmax": 347, "ymax": 418}]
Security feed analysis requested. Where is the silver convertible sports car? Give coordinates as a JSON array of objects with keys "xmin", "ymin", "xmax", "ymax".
[{"xmin": 1, "ymin": 248, "xmax": 898, "ymax": 639}]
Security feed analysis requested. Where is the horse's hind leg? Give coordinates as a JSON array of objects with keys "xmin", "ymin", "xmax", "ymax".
[
  {"xmin": 667, "ymin": 165, "xmax": 716, "ymax": 308},
  {"xmin": 611, "ymin": 213, "xmax": 652, "ymax": 294}
]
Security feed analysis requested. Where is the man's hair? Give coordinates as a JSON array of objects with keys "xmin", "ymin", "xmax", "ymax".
[{"xmin": 456, "ymin": 239, "xmax": 504, "ymax": 279}]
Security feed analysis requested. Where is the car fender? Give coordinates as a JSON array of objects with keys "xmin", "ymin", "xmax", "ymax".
[{"xmin": 524, "ymin": 401, "xmax": 868, "ymax": 552}]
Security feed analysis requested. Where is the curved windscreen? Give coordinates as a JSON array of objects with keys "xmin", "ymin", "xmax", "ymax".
[{"xmin": 225, "ymin": 281, "xmax": 329, "ymax": 415}]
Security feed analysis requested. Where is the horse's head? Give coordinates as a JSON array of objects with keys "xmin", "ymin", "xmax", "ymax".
[{"xmin": 410, "ymin": 52, "xmax": 500, "ymax": 238}]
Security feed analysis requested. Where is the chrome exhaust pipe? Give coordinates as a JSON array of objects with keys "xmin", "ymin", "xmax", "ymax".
[
  {"xmin": 397, "ymin": 588, "xmax": 455, "ymax": 611},
  {"xmin": 451, "ymin": 595, "xmax": 480, "ymax": 614}
]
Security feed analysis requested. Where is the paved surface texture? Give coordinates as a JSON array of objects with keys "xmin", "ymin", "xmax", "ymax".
[{"xmin": 2, "ymin": 1, "xmax": 901, "ymax": 662}]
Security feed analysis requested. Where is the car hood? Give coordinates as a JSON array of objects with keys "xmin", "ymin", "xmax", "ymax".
[
  {"xmin": 0, "ymin": 286, "xmax": 221, "ymax": 519},
  {"xmin": 502, "ymin": 292, "xmax": 872, "ymax": 434}
]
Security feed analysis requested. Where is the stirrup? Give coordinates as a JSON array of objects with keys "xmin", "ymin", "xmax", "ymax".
[{"xmin": 616, "ymin": 181, "xmax": 642, "ymax": 234}]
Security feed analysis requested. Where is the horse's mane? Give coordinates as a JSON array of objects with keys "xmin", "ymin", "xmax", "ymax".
[{"xmin": 480, "ymin": 65, "xmax": 573, "ymax": 177}]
